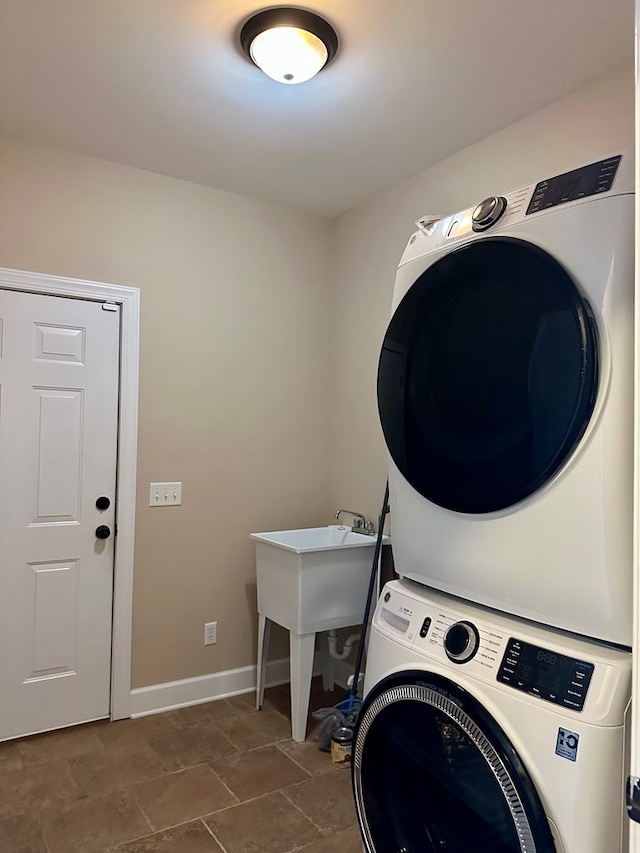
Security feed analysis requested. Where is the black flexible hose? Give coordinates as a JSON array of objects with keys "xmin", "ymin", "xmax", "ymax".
[{"xmin": 347, "ymin": 480, "xmax": 390, "ymax": 701}]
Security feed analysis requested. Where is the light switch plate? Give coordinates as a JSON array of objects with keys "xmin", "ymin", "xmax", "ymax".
[{"xmin": 149, "ymin": 482, "xmax": 182, "ymax": 506}]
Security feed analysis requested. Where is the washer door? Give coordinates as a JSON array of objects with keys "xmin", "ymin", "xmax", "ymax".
[
  {"xmin": 353, "ymin": 671, "xmax": 556, "ymax": 853},
  {"xmin": 377, "ymin": 237, "xmax": 599, "ymax": 513}
]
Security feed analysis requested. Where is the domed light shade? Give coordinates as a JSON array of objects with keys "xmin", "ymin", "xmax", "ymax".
[{"xmin": 240, "ymin": 8, "xmax": 339, "ymax": 85}]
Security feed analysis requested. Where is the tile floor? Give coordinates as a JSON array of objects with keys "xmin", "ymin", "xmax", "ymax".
[{"xmin": 0, "ymin": 679, "xmax": 363, "ymax": 853}]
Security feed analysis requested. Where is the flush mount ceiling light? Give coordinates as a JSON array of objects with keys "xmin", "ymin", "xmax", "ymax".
[{"xmin": 240, "ymin": 7, "xmax": 339, "ymax": 85}]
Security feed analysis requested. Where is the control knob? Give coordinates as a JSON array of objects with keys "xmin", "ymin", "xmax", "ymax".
[
  {"xmin": 444, "ymin": 620, "xmax": 480, "ymax": 664},
  {"xmin": 471, "ymin": 196, "xmax": 507, "ymax": 232}
]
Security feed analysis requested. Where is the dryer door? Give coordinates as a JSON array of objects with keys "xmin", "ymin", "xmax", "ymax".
[
  {"xmin": 353, "ymin": 671, "xmax": 556, "ymax": 853},
  {"xmin": 377, "ymin": 237, "xmax": 599, "ymax": 513}
]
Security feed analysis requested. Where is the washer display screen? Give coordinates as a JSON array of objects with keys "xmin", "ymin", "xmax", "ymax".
[{"xmin": 497, "ymin": 638, "xmax": 594, "ymax": 711}]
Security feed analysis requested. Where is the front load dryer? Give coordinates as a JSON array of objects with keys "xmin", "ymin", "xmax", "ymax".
[
  {"xmin": 353, "ymin": 579, "xmax": 631, "ymax": 852},
  {"xmin": 377, "ymin": 152, "xmax": 634, "ymax": 645}
]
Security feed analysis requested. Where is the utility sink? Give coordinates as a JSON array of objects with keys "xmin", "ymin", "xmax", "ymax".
[
  {"xmin": 250, "ymin": 525, "xmax": 390, "ymax": 635},
  {"xmin": 250, "ymin": 525, "xmax": 388, "ymax": 554},
  {"xmin": 251, "ymin": 525, "xmax": 391, "ymax": 741}
]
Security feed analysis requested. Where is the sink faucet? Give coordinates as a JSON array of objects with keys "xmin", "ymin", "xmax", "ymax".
[{"xmin": 334, "ymin": 509, "xmax": 376, "ymax": 536}]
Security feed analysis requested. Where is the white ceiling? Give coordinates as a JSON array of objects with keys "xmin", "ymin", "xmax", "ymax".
[{"xmin": 0, "ymin": 0, "xmax": 633, "ymax": 217}]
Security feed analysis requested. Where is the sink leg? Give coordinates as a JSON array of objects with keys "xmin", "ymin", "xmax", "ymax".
[
  {"xmin": 290, "ymin": 631, "xmax": 315, "ymax": 742},
  {"xmin": 256, "ymin": 613, "xmax": 272, "ymax": 711},
  {"xmin": 319, "ymin": 631, "xmax": 335, "ymax": 692}
]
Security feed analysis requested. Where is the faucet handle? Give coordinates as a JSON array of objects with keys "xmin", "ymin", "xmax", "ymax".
[
  {"xmin": 352, "ymin": 517, "xmax": 376, "ymax": 535},
  {"xmin": 334, "ymin": 509, "xmax": 375, "ymax": 534}
]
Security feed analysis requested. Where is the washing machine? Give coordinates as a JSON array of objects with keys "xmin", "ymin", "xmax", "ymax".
[
  {"xmin": 352, "ymin": 579, "xmax": 631, "ymax": 852},
  {"xmin": 377, "ymin": 152, "xmax": 634, "ymax": 646}
]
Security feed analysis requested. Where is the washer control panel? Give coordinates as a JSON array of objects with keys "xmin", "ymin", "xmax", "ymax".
[
  {"xmin": 497, "ymin": 638, "xmax": 594, "ymax": 711},
  {"xmin": 425, "ymin": 610, "xmax": 503, "ymax": 671},
  {"xmin": 374, "ymin": 582, "xmax": 631, "ymax": 723}
]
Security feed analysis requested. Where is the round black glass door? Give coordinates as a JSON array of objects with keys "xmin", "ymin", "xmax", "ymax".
[
  {"xmin": 352, "ymin": 671, "xmax": 556, "ymax": 853},
  {"xmin": 377, "ymin": 237, "xmax": 599, "ymax": 513}
]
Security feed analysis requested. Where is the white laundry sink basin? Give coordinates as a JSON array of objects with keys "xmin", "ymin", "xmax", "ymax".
[
  {"xmin": 250, "ymin": 525, "xmax": 389, "ymax": 553},
  {"xmin": 250, "ymin": 526, "xmax": 390, "ymax": 634}
]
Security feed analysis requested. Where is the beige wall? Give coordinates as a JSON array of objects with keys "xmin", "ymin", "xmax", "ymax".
[
  {"xmin": 0, "ymin": 137, "xmax": 331, "ymax": 687},
  {"xmin": 0, "ymin": 65, "xmax": 634, "ymax": 692},
  {"xmin": 327, "ymin": 67, "xmax": 635, "ymax": 523}
]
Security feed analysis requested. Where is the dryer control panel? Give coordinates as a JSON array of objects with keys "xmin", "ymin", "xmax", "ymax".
[
  {"xmin": 497, "ymin": 638, "xmax": 594, "ymax": 711},
  {"xmin": 398, "ymin": 150, "xmax": 632, "ymax": 269},
  {"xmin": 525, "ymin": 155, "xmax": 621, "ymax": 216}
]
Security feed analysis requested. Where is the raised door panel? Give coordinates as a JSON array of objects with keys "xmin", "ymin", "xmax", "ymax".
[{"xmin": 0, "ymin": 291, "xmax": 119, "ymax": 741}]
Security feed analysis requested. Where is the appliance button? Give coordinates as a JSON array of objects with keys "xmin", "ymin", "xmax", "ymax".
[{"xmin": 419, "ymin": 617, "xmax": 432, "ymax": 638}]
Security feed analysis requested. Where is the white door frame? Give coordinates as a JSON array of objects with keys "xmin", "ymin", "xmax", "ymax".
[
  {"xmin": 0, "ymin": 265, "xmax": 139, "ymax": 721},
  {"xmin": 631, "ymin": 6, "xmax": 640, "ymax": 851}
]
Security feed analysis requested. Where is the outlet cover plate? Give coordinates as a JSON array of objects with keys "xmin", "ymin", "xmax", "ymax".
[{"xmin": 204, "ymin": 621, "xmax": 218, "ymax": 646}]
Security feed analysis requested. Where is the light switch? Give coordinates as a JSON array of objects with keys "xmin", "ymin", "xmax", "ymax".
[{"xmin": 149, "ymin": 482, "xmax": 182, "ymax": 506}]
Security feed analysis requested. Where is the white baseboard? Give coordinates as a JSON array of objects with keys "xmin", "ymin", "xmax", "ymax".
[
  {"xmin": 130, "ymin": 657, "xmax": 290, "ymax": 717},
  {"xmin": 129, "ymin": 656, "xmax": 356, "ymax": 718}
]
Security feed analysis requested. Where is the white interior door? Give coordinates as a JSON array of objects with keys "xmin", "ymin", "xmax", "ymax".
[{"xmin": 0, "ymin": 289, "xmax": 119, "ymax": 741}]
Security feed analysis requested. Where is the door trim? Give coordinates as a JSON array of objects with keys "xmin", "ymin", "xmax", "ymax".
[{"xmin": 0, "ymin": 266, "xmax": 139, "ymax": 721}]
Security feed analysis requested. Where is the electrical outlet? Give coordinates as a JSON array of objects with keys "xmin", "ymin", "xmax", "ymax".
[{"xmin": 204, "ymin": 621, "xmax": 218, "ymax": 646}]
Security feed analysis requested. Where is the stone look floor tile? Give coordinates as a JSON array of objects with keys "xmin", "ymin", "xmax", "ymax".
[
  {"xmin": 265, "ymin": 679, "xmax": 344, "ymax": 723},
  {"xmin": 1, "ymin": 688, "xmax": 360, "ymax": 852},
  {"xmin": 263, "ymin": 687, "xmax": 293, "ymax": 718},
  {"xmin": 211, "ymin": 744, "xmax": 309, "ymax": 801},
  {"xmin": 167, "ymin": 699, "xmax": 236, "ymax": 728},
  {"xmin": 269, "ymin": 681, "xmax": 345, "ymax": 743},
  {"xmin": 95, "ymin": 714, "xmax": 176, "ymax": 753},
  {"xmin": 134, "ymin": 764, "xmax": 237, "ymax": 831},
  {"xmin": 227, "ymin": 688, "xmax": 287, "ymax": 716},
  {"xmin": 0, "ymin": 742, "xmax": 24, "ymax": 774},
  {"xmin": 215, "ymin": 707, "xmax": 292, "ymax": 751},
  {"xmin": 284, "ymin": 768, "xmax": 357, "ymax": 833},
  {"xmin": 276, "ymin": 740, "xmax": 336, "ymax": 776},
  {"xmin": 0, "ymin": 760, "xmax": 81, "ymax": 820},
  {"xmin": 69, "ymin": 743, "xmax": 164, "ymax": 797},
  {"xmin": 39, "ymin": 789, "xmax": 150, "ymax": 853},
  {"xmin": 204, "ymin": 790, "xmax": 321, "ymax": 853},
  {"xmin": 109, "ymin": 820, "xmax": 223, "ymax": 852},
  {"xmin": 0, "ymin": 814, "xmax": 48, "ymax": 852},
  {"xmin": 16, "ymin": 724, "xmax": 105, "ymax": 768},
  {"xmin": 147, "ymin": 723, "xmax": 237, "ymax": 772},
  {"xmin": 299, "ymin": 824, "xmax": 363, "ymax": 852}
]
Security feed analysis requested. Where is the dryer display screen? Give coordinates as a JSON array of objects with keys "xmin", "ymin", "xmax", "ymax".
[
  {"xmin": 497, "ymin": 638, "xmax": 594, "ymax": 711},
  {"xmin": 526, "ymin": 155, "xmax": 621, "ymax": 215}
]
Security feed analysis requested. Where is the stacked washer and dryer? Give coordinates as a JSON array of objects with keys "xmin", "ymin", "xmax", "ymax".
[{"xmin": 353, "ymin": 153, "xmax": 635, "ymax": 852}]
